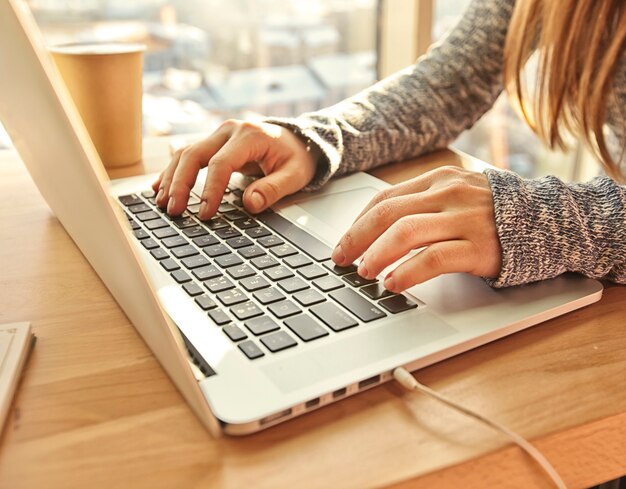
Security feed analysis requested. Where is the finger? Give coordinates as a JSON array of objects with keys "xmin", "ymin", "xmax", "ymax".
[
  {"xmin": 358, "ymin": 213, "xmax": 461, "ymax": 280},
  {"xmin": 197, "ymin": 137, "xmax": 254, "ymax": 219},
  {"xmin": 154, "ymin": 149, "xmax": 183, "ymax": 208},
  {"xmin": 384, "ymin": 240, "xmax": 477, "ymax": 292},
  {"xmin": 242, "ymin": 162, "xmax": 309, "ymax": 214},
  {"xmin": 166, "ymin": 132, "xmax": 231, "ymax": 215},
  {"xmin": 332, "ymin": 194, "xmax": 440, "ymax": 266}
]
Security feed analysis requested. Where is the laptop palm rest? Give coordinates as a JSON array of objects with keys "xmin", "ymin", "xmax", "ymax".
[{"xmin": 261, "ymin": 312, "xmax": 455, "ymax": 393}]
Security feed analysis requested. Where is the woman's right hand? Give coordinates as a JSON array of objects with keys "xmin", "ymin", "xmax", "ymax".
[{"xmin": 152, "ymin": 119, "xmax": 320, "ymax": 220}]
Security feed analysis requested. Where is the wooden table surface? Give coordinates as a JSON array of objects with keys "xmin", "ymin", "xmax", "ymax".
[{"xmin": 0, "ymin": 139, "xmax": 625, "ymax": 489}]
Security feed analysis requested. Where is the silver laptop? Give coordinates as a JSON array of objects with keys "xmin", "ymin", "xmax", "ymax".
[{"xmin": 0, "ymin": 0, "xmax": 603, "ymax": 436}]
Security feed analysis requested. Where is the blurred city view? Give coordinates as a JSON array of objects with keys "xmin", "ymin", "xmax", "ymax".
[
  {"xmin": 0, "ymin": 0, "xmax": 578, "ymax": 181},
  {"xmin": 25, "ymin": 0, "xmax": 378, "ymax": 137}
]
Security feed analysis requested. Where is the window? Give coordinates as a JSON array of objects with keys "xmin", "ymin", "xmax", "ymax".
[{"xmin": 22, "ymin": 0, "xmax": 378, "ymax": 139}]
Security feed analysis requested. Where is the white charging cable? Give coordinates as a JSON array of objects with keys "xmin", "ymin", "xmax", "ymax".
[{"xmin": 393, "ymin": 367, "xmax": 567, "ymax": 489}]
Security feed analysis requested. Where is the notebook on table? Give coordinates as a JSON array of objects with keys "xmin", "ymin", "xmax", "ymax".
[{"xmin": 0, "ymin": 0, "xmax": 603, "ymax": 436}]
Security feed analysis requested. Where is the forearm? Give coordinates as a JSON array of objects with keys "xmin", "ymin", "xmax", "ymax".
[
  {"xmin": 267, "ymin": 0, "xmax": 513, "ymax": 190},
  {"xmin": 485, "ymin": 170, "xmax": 626, "ymax": 287}
]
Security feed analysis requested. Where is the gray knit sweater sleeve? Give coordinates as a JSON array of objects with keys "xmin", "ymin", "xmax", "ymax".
[{"xmin": 265, "ymin": 0, "xmax": 626, "ymax": 288}]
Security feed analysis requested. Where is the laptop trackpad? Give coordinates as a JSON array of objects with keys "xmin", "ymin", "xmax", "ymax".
[{"xmin": 261, "ymin": 313, "xmax": 456, "ymax": 393}]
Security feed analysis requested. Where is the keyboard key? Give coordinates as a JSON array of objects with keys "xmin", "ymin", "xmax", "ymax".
[
  {"xmin": 270, "ymin": 244, "xmax": 298, "ymax": 258},
  {"xmin": 141, "ymin": 190, "xmax": 156, "ymax": 199},
  {"xmin": 193, "ymin": 235, "xmax": 219, "ymax": 248},
  {"xmin": 171, "ymin": 270, "xmax": 192, "ymax": 284},
  {"xmin": 277, "ymin": 277, "xmax": 309, "ymax": 294},
  {"xmin": 238, "ymin": 340, "xmax": 264, "ymax": 360},
  {"xmin": 246, "ymin": 226, "xmax": 271, "ymax": 239},
  {"xmin": 257, "ymin": 235, "xmax": 284, "ymax": 248},
  {"xmin": 226, "ymin": 236, "xmax": 253, "ymax": 249},
  {"xmin": 226, "ymin": 264, "xmax": 256, "ymax": 280},
  {"xmin": 264, "ymin": 266, "xmax": 295, "ymax": 281},
  {"xmin": 215, "ymin": 253, "xmax": 244, "ymax": 268},
  {"xmin": 203, "ymin": 243, "xmax": 230, "ymax": 257},
  {"xmin": 285, "ymin": 315, "xmax": 329, "ymax": 342},
  {"xmin": 195, "ymin": 294, "xmax": 217, "ymax": 310},
  {"xmin": 238, "ymin": 245, "xmax": 265, "ymax": 259},
  {"xmin": 141, "ymin": 238, "xmax": 159, "ymax": 250},
  {"xmin": 217, "ymin": 288, "xmax": 248, "ymax": 306},
  {"xmin": 224, "ymin": 210, "xmax": 248, "ymax": 221},
  {"xmin": 128, "ymin": 202, "xmax": 151, "ymax": 214},
  {"xmin": 223, "ymin": 325, "xmax": 247, "ymax": 342},
  {"xmin": 312, "ymin": 275, "xmax": 343, "ymax": 292},
  {"xmin": 187, "ymin": 203, "xmax": 201, "ymax": 214},
  {"xmin": 188, "ymin": 193, "xmax": 201, "ymax": 205},
  {"xmin": 144, "ymin": 218, "xmax": 169, "ymax": 231},
  {"xmin": 293, "ymin": 289, "xmax": 326, "ymax": 307},
  {"xmin": 329, "ymin": 288, "xmax": 386, "ymax": 323},
  {"xmin": 182, "ymin": 225, "xmax": 209, "ymax": 238},
  {"xmin": 216, "ymin": 227, "xmax": 241, "ymax": 239},
  {"xmin": 153, "ymin": 226, "xmax": 178, "ymax": 239},
  {"xmin": 343, "ymin": 272, "xmax": 377, "ymax": 288},
  {"xmin": 192, "ymin": 264, "xmax": 222, "ymax": 281},
  {"xmin": 230, "ymin": 301, "xmax": 264, "ymax": 321},
  {"xmin": 119, "ymin": 194, "xmax": 142, "ymax": 206},
  {"xmin": 253, "ymin": 287, "xmax": 285, "ymax": 305},
  {"xmin": 361, "ymin": 283, "xmax": 395, "ymax": 300},
  {"xmin": 129, "ymin": 219, "xmax": 140, "ymax": 231},
  {"xmin": 150, "ymin": 248, "xmax": 169, "ymax": 260},
  {"xmin": 136, "ymin": 210, "xmax": 160, "ymax": 222},
  {"xmin": 244, "ymin": 316, "xmax": 280, "ymax": 336},
  {"xmin": 218, "ymin": 203, "xmax": 237, "ymax": 213},
  {"xmin": 257, "ymin": 212, "xmax": 332, "ymax": 261},
  {"xmin": 268, "ymin": 299, "xmax": 301, "ymax": 319},
  {"xmin": 310, "ymin": 302, "xmax": 358, "ymax": 332},
  {"xmin": 133, "ymin": 228, "xmax": 150, "ymax": 240},
  {"xmin": 283, "ymin": 254, "xmax": 312, "ymax": 268},
  {"xmin": 208, "ymin": 309, "xmax": 231, "ymax": 326},
  {"xmin": 205, "ymin": 276, "xmax": 235, "ymax": 293},
  {"xmin": 260, "ymin": 331, "xmax": 297, "ymax": 353},
  {"xmin": 234, "ymin": 217, "xmax": 259, "ymax": 230},
  {"xmin": 162, "ymin": 235, "xmax": 188, "ymax": 249},
  {"xmin": 172, "ymin": 216, "xmax": 197, "ymax": 229},
  {"xmin": 172, "ymin": 245, "xmax": 199, "ymax": 259},
  {"xmin": 298, "ymin": 264, "xmax": 327, "ymax": 281},
  {"xmin": 203, "ymin": 217, "xmax": 229, "ymax": 230},
  {"xmin": 251, "ymin": 255, "xmax": 279, "ymax": 270},
  {"xmin": 182, "ymin": 282, "xmax": 204, "ymax": 297},
  {"xmin": 240, "ymin": 275, "xmax": 270, "ymax": 292},
  {"xmin": 379, "ymin": 295, "xmax": 418, "ymax": 314},
  {"xmin": 181, "ymin": 255, "xmax": 211, "ymax": 269},
  {"xmin": 160, "ymin": 258, "xmax": 180, "ymax": 272},
  {"xmin": 323, "ymin": 261, "xmax": 358, "ymax": 276}
]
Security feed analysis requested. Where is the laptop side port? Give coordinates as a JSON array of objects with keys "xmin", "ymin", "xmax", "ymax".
[
  {"xmin": 332, "ymin": 387, "xmax": 347, "ymax": 399},
  {"xmin": 305, "ymin": 398, "xmax": 320, "ymax": 409},
  {"xmin": 358, "ymin": 375, "xmax": 381, "ymax": 390}
]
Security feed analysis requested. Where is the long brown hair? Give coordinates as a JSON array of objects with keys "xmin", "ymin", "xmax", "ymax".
[{"xmin": 504, "ymin": 0, "xmax": 626, "ymax": 180}]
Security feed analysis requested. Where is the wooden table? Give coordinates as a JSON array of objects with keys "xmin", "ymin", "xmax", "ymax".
[{"xmin": 0, "ymin": 139, "xmax": 625, "ymax": 489}]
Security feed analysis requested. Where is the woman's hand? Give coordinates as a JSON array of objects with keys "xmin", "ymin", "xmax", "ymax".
[
  {"xmin": 331, "ymin": 166, "xmax": 502, "ymax": 292},
  {"xmin": 152, "ymin": 120, "xmax": 319, "ymax": 219}
]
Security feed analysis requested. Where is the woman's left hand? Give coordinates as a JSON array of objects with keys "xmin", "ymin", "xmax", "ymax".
[{"xmin": 331, "ymin": 166, "xmax": 503, "ymax": 293}]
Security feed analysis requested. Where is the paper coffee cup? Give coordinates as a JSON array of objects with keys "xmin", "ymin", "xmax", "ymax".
[{"xmin": 50, "ymin": 43, "xmax": 145, "ymax": 168}]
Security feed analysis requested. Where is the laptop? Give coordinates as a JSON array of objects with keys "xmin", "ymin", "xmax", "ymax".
[{"xmin": 0, "ymin": 0, "xmax": 603, "ymax": 436}]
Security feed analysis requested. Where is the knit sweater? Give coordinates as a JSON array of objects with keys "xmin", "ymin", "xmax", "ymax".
[{"xmin": 267, "ymin": 0, "xmax": 626, "ymax": 288}]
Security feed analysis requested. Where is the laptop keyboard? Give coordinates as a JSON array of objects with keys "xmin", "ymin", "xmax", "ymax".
[{"xmin": 119, "ymin": 184, "xmax": 417, "ymax": 361}]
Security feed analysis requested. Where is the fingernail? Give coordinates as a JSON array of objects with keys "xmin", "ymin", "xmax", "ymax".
[
  {"xmin": 199, "ymin": 200, "xmax": 208, "ymax": 218},
  {"xmin": 167, "ymin": 196, "xmax": 176, "ymax": 214},
  {"xmin": 156, "ymin": 188, "xmax": 164, "ymax": 203},
  {"xmin": 249, "ymin": 191, "xmax": 265, "ymax": 211},
  {"xmin": 384, "ymin": 276, "xmax": 396, "ymax": 292},
  {"xmin": 357, "ymin": 261, "xmax": 369, "ymax": 279},
  {"xmin": 332, "ymin": 245, "xmax": 345, "ymax": 264}
]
